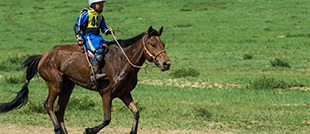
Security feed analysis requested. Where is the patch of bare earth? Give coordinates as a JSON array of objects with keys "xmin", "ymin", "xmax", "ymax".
[
  {"xmin": 138, "ymin": 77, "xmax": 244, "ymax": 89},
  {"xmin": 0, "ymin": 124, "xmax": 217, "ymax": 134},
  {"xmin": 139, "ymin": 77, "xmax": 310, "ymax": 90}
]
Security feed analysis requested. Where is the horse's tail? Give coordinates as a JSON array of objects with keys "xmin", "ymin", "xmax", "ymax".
[
  {"xmin": 22, "ymin": 55, "xmax": 42, "ymax": 81},
  {"xmin": 0, "ymin": 55, "xmax": 42, "ymax": 113}
]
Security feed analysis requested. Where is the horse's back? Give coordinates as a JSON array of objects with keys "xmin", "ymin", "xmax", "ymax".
[
  {"xmin": 38, "ymin": 44, "xmax": 90, "ymax": 82},
  {"xmin": 39, "ymin": 44, "xmax": 83, "ymax": 66},
  {"xmin": 50, "ymin": 44, "xmax": 83, "ymax": 53}
]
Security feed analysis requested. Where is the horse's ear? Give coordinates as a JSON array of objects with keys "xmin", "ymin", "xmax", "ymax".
[
  {"xmin": 158, "ymin": 26, "xmax": 163, "ymax": 36},
  {"xmin": 148, "ymin": 26, "xmax": 153, "ymax": 37}
]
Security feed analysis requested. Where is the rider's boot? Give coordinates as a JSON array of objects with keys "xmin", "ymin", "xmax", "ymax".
[{"xmin": 90, "ymin": 52, "xmax": 106, "ymax": 82}]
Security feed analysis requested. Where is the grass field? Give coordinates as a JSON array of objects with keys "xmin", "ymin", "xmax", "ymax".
[{"xmin": 1, "ymin": 0, "xmax": 310, "ymax": 133}]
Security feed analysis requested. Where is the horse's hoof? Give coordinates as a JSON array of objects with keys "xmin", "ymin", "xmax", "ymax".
[
  {"xmin": 83, "ymin": 128, "xmax": 89, "ymax": 134},
  {"xmin": 84, "ymin": 128, "xmax": 96, "ymax": 134},
  {"xmin": 54, "ymin": 126, "xmax": 63, "ymax": 134},
  {"xmin": 55, "ymin": 131, "xmax": 63, "ymax": 134},
  {"xmin": 130, "ymin": 130, "xmax": 137, "ymax": 134}
]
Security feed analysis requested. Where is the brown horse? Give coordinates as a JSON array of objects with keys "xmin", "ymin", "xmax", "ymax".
[{"xmin": 0, "ymin": 26, "xmax": 171, "ymax": 134}]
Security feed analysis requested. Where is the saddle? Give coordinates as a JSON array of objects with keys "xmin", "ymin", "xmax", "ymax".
[{"xmin": 79, "ymin": 45, "xmax": 94, "ymax": 61}]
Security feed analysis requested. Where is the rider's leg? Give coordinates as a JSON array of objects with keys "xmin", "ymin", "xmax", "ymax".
[
  {"xmin": 90, "ymin": 51, "xmax": 106, "ymax": 82},
  {"xmin": 93, "ymin": 52, "xmax": 104, "ymax": 73},
  {"xmin": 84, "ymin": 34, "xmax": 108, "ymax": 82}
]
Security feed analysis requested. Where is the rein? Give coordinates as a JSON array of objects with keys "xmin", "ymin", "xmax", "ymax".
[
  {"xmin": 83, "ymin": 45, "xmax": 98, "ymax": 88},
  {"xmin": 111, "ymin": 32, "xmax": 164, "ymax": 70}
]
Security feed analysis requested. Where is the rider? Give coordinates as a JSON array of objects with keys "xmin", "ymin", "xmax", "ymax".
[{"xmin": 74, "ymin": 0, "xmax": 114, "ymax": 82}]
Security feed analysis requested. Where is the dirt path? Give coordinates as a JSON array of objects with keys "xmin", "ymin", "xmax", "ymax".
[{"xmin": 0, "ymin": 124, "xmax": 211, "ymax": 134}]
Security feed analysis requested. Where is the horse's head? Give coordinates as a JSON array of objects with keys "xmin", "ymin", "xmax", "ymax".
[{"xmin": 143, "ymin": 26, "xmax": 171, "ymax": 71}]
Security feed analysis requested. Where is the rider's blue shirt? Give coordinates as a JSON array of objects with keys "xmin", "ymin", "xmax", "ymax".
[{"xmin": 74, "ymin": 7, "xmax": 110, "ymax": 54}]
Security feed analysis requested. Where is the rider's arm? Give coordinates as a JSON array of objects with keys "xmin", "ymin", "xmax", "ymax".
[
  {"xmin": 100, "ymin": 16, "xmax": 111, "ymax": 35},
  {"xmin": 74, "ymin": 11, "xmax": 89, "ymax": 41}
]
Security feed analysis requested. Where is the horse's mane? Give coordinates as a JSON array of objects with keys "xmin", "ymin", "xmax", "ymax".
[{"xmin": 107, "ymin": 32, "xmax": 147, "ymax": 48}]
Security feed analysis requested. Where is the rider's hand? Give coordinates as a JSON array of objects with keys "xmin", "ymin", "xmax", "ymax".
[
  {"xmin": 109, "ymin": 28, "xmax": 115, "ymax": 35},
  {"xmin": 78, "ymin": 40, "xmax": 84, "ymax": 46}
]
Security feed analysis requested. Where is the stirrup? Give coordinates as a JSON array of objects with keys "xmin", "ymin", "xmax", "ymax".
[{"xmin": 90, "ymin": 73, "xmax": 106, "ymax": 82}]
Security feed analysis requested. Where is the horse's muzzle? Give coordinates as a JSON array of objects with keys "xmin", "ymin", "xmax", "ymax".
[
  {"xmin": 163, "ymin": 61, "xmax": 171, "ymax": 70},
  {"xmin": 159, "ymin": 60, "xmax": 171, "ymax": 71}
]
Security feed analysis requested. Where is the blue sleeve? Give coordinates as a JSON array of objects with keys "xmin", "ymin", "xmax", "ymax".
[
  {"xmin": 100, "ymin": 16, "xmax": 110, "ymax": 35},
  {"xmin": 74, "ymin": 11, "xmax": 89, "ymax": 40}
]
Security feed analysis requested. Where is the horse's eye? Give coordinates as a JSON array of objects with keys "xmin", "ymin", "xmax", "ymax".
[{"xmin": 151, "ymin": 44, "xmax": 156, "ymax": 48}]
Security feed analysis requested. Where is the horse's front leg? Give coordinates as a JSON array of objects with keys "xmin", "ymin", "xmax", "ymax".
[
  {"xmin": 84, "ymin": 94, "xmax": 112, "ymax": 134},
  {"xmin": 120, "ymin": 93, "xmax": 139, "ymax": 134}
]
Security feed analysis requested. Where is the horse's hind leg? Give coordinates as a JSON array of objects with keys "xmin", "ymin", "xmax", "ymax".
[
  {"xmin": 120, "ymin": 93, "xmax": 139, "ymax": 134},
  {"xmin": 44, "ymin": 81, "xmax": 63, "ymax": 134},
  {"xmin": 55, "ymin": 78, "xmax": 75, "ymax": 134}
]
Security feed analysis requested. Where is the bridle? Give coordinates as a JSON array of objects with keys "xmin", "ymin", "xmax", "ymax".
[
  {"xmin": 111, "ymin": 32, "xmax": 165, "ymax": 69},
  {"xmin": 142, "ymin": 35, "xmax": 166, "ymax": 65}
]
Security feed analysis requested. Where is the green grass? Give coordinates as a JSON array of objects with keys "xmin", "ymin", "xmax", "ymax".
[
  {"xmin": 1, "ymin": 81, "xmax": 310, "ymax": 133},
  {"xmin": 1, "ymin": 0, "xmax": 310, "ymax": 133},
  {"xmin": 170, "ymin": 67, "xmax": 200, "ymax": 78},
  {"xmin": 270, "ymin": 58, "xmax": 291, "ymax": 68}
]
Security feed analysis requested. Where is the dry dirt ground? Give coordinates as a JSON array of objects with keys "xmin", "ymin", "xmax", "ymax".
[{"xmin": 0, "ymin": 124, "xmax": 213, "ymax": 134}]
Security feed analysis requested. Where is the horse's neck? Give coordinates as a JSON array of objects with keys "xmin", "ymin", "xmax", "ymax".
[
  {"xmin": 123, "ymin": 39, "xmax": 146, "ymax": 69},
  {"xmin": 107, "ymin": 38, "xmax": 146, "ymax": 76}
]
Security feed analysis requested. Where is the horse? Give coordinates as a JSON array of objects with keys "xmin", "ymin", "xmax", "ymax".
[{"xmin": 0, "ymin": 26, "xmax": 171, "ymax": 134}]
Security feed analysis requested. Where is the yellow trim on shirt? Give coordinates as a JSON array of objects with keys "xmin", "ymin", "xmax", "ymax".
[{"xmin": 77, "ymin": 11, "xmax": 86, "ymax": 32}]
